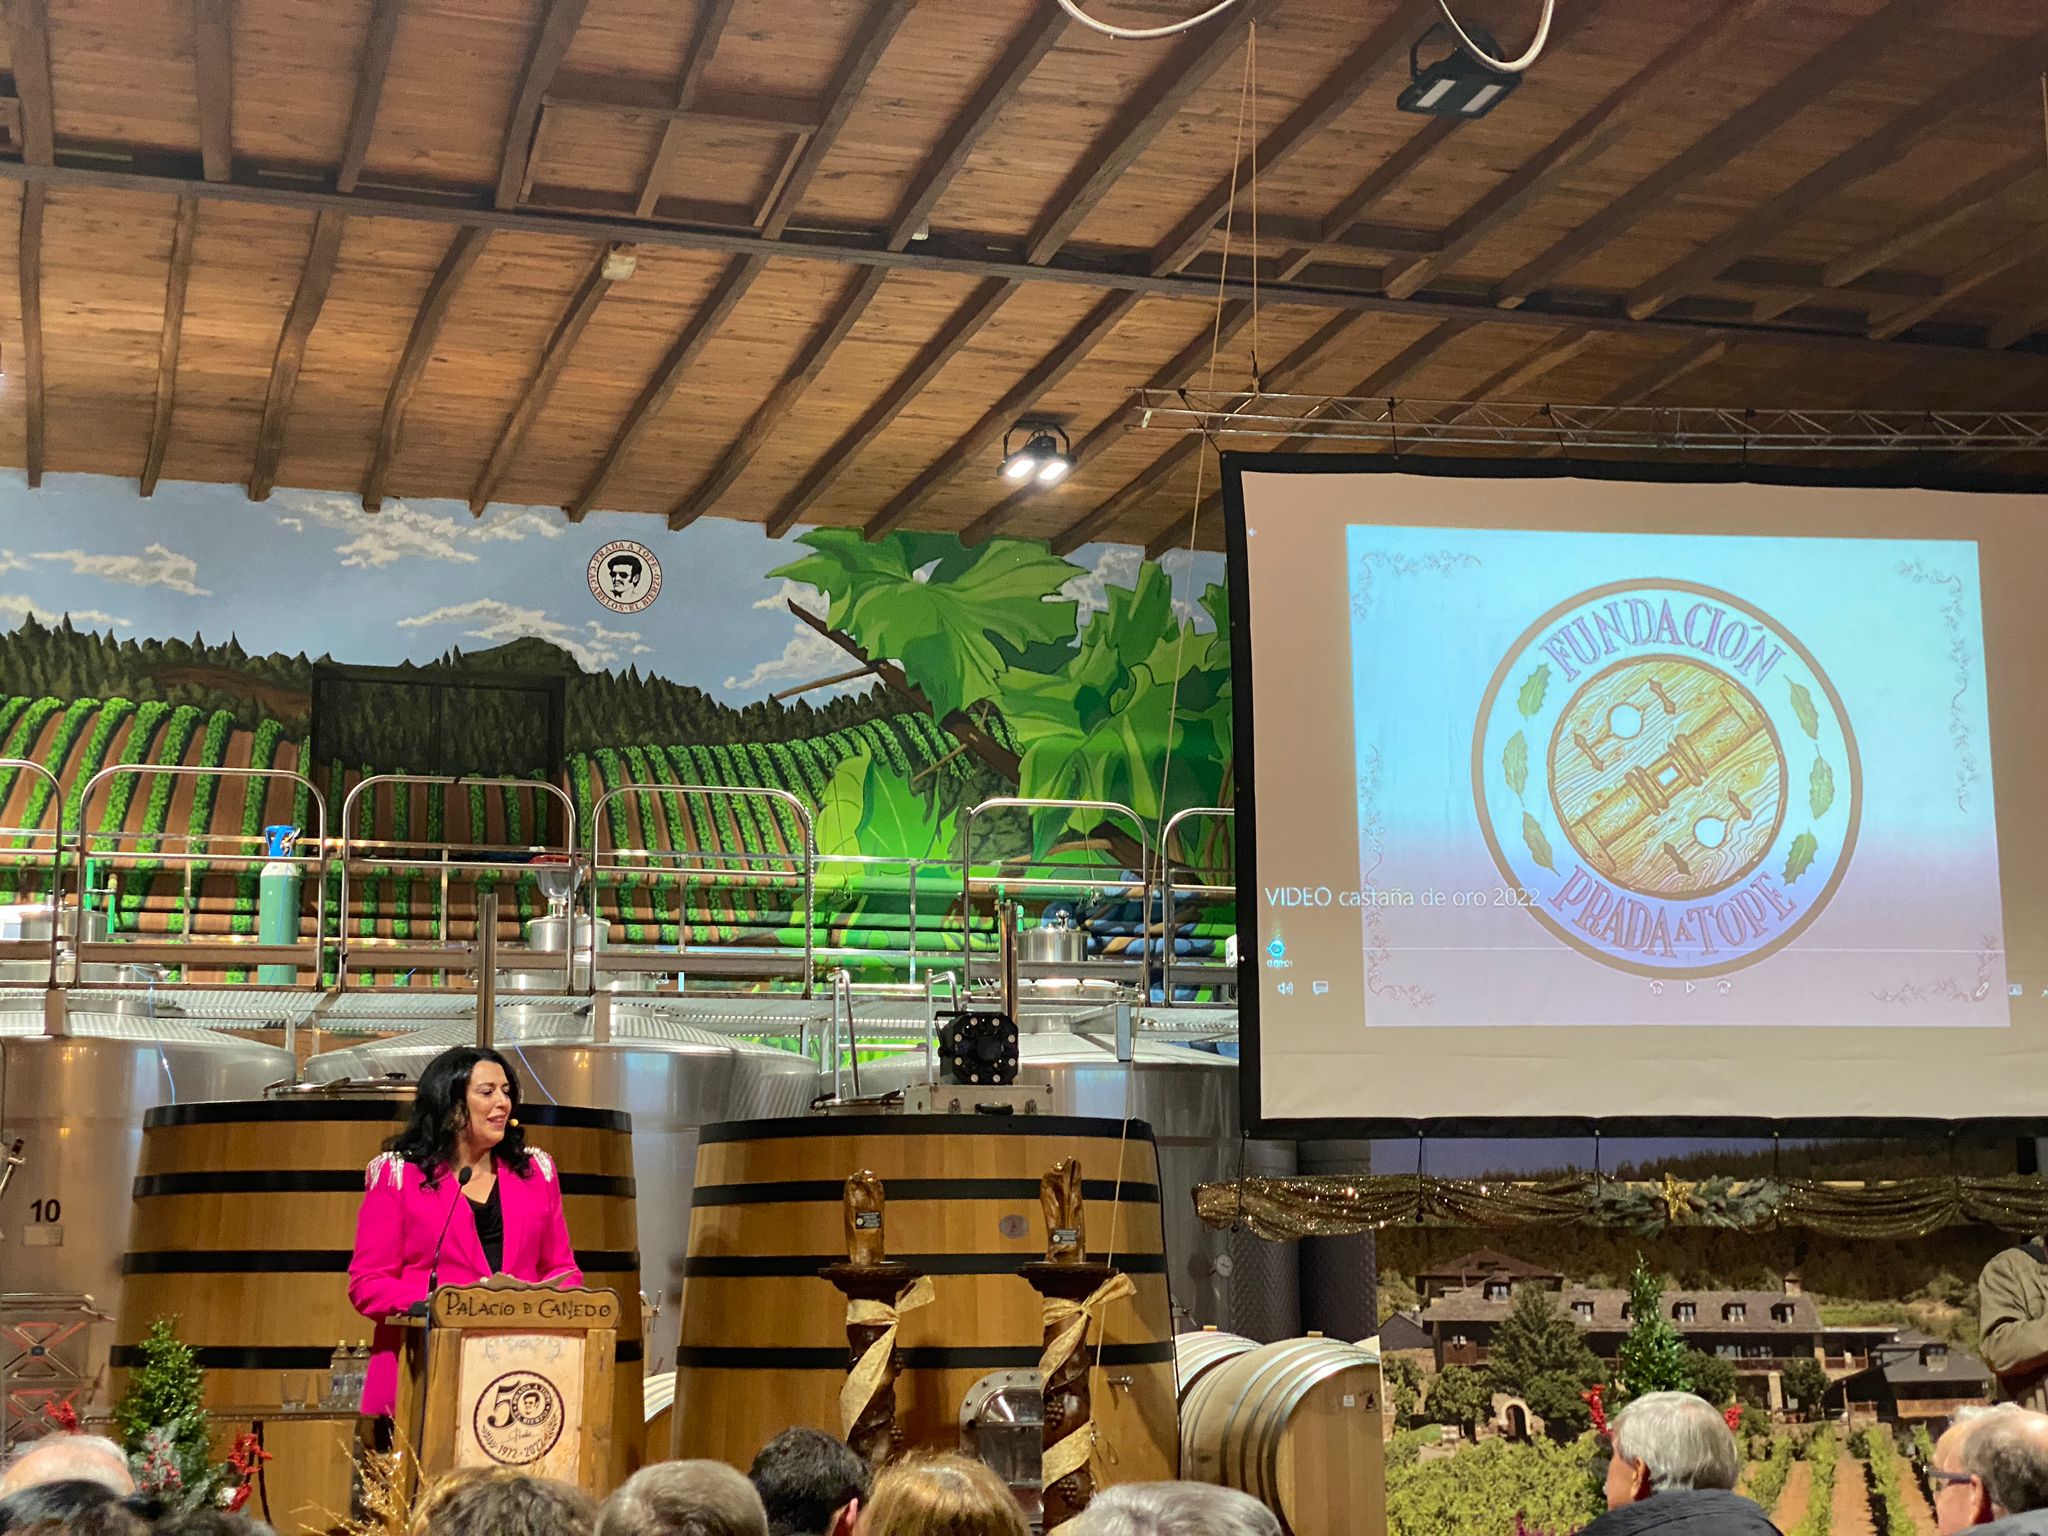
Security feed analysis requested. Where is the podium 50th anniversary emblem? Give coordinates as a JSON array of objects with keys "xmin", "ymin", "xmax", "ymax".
[{"xmin": 1474, "ymin": 580, "xmax": 1860, "ymax": 978}]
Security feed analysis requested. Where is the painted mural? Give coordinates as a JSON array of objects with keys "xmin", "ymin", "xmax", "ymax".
[{"xmin": 0, "ymin": 472, "xmax": 1229, "ymax": 977}]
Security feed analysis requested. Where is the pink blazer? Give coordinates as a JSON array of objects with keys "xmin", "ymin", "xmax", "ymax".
[{"xmin": 346, "ymin": 1149, "xmax": 583, "ymax": 1417}]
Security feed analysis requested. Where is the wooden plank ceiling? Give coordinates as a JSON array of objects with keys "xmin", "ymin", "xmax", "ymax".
[{"xmin": 0, "ymin": 0, "xmax": 2044, "ymax": 552}]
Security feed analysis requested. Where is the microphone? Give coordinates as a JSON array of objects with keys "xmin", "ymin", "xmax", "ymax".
[{"xmin": 411, "ymin": 1166, "xmax": 474, "ymax": 1316}]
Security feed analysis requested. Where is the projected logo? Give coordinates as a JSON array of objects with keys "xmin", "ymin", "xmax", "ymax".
[{"xmin": 1474, "ymin": 580, "xmax": 1860, "ymax": 977}]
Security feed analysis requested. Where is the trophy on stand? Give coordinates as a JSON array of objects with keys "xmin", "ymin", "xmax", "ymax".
[
  {"xmin": 1020, "ymin": 1159, "xmax": 1132, "ymax": 1533},
  {"xmin": 818, "ymin": 1172, "xmax": 930, "ymax": 1465}
]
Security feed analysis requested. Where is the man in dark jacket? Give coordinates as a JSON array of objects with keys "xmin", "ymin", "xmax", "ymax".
[
  {"xmin": 1929, "ymin": 1406, "xmax": 2048, "ymax": 1536},
  {"xmin": 1578, "ymin": 1391, "xmax": 1781, "ymax": 1536}
]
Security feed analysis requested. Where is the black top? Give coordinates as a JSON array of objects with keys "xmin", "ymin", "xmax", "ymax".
[
  {"xmin": 1578, "ymin": 1490, "xmax": 1784, "ymax": 1536},
  {"xmin": 468, "ymin": 1182, "xmax": 504, "ymax": 1273}
]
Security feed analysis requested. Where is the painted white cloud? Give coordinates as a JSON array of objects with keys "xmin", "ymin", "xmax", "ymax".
[
  {"xmin": 0, "ymin": 594, "xmax": 130, "ymax": 630},
  {"xmin": 752, "ymin": 579, "xmax": 825, "ymax": 618},
  {"xmin": 396, "ymin": 599, "xmax": 644, "ymax": 672},
  {"xmin": 1064, "ymin": 545, "xmax": 1205, "ymax": 629},
  {"xmin": 32, "ymin": 542, "xmax": 210, "ymax": 596},
  {"xmin": 0, "ymin": 550, "xmax": 30, "ymax": 575},
  {"xmin": 272, "ymin": 490, "xmax": 565, "ymax": 570},
  {"xmin": 726, "ymin": 622, "xmax": 877, "ymax": 699},
  {"xmin": 277, "ymin": 517, "xmax": 305, "ymax": 533}
]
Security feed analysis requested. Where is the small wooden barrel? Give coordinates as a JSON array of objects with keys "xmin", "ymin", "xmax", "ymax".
[
  {"xmin": 116, "ymin": 1093, "xmax": 645, "ymax": 1529},
  {"xmin": 1174, "ymin": 1328, "xmax": 1259, "ymax": 1402},
  {"xmin": 1180, "ymin": 1337, "xmax": 1386, "ymax": 1536},
  {"xmin": 674, "ymin": 1115, "xmax": 1178, "ymax": 1483}
]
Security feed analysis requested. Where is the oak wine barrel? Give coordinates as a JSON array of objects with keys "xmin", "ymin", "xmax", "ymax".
[
  {"xmin": 1173, "ymin": 1328, "xmax": 1259, "ymax": 1401},
  {"xmin": 115, "ymin": 1091, "xmax": 644, "ymax": 1530},
  {"xmin": 1180, "ymin": 1336, "xmax": 1386, "ymax": 1536},
  {"xmin": 674, "ymin": 1114, "xmax": 1179, "ymax": 1485}
]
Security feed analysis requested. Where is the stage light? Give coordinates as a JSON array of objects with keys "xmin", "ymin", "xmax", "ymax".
[
  {"xmin": 1397, "ymin": 24, "xmax": 1518, "ymax": 119},
  {"xmin": 998, "ymin": 422, "xmax": 1073, "ymax": 485}
]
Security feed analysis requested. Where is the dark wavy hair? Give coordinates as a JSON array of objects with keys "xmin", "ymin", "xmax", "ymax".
[{"xmin": 385, "ymin": 1046, "xmax": 532, "ymax": 1183}]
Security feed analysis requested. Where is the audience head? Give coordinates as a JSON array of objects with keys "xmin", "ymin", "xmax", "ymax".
[
  {"xmin": 852, "ymin": 1455, "xmax": 1026, "ymax": 1536},
  {"xmin": 0, "ymin": 1436, "xmax": 135, "ymax": 1497},
  {"xmin": 153, "ymin": 1514, "xmax": 275, "ymax": 1536},
  {"xmin": 412, "ymin": 1470, "xmax": 594, "ymax": 1536},
  {"xmin": 1933, "ymin": 1405, "xmax": 2048, "ymax": 1535},
  {"xmin": 1604, "ymin": 1391, "xmax": 1740, "ymax": 1509},
  {"xmin": 749, "ymin": 1429, "xmax": 870, "ymax": 1536},
  {"xmin": 0, "ymin": 1477, "xmax": 154, "ymax": 1536},
  {"xmin": 1064, "ymin": 1482, "xmax": 1280, "ymax": 1536},
  {"xmin": 599, "ymin": 1461, "xmax": 767, "ymax": 1536}
]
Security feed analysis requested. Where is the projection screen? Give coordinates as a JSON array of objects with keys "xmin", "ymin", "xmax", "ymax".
[{"xmin": 1227, "ymin": 456, "xmax": 2047, "ymax": 1137}]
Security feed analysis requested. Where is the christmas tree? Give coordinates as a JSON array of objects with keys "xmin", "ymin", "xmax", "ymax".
[
  {"xmin": 1613, "ymin": 1255, "xmax": 1693, "ymax": 1404},
  {"xmin": 112, "ymin": 1319, "xmax": 265, "ymax": 1514}
]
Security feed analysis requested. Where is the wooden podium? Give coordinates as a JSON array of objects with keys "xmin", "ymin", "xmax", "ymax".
[{"xmin": 394, "ymin": 1281, "xmax": 620, "ymax": 1497}]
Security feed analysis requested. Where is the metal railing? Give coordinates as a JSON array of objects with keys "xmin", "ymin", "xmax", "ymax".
[
  {"xmin": 68, "ymin": 764, "xmax": 329, "ymax": 991},
  {"xmin": 958, "ymin": 796, "xmax": 1151, "ymax": 996},
  {"xmin": 337, "ymin": 774, "xmax": 576, "ymax": 991},
  {"xmin": 0, "ymin": 760, "xmax": 65, "ymax": 986},
  {"xmin": 1160, "ymin": 805, "xmax": 1235, "ymax": 1006},
  {"xmin": 586, "ymin": 782, "xmax": 816, "ymax": 997}
]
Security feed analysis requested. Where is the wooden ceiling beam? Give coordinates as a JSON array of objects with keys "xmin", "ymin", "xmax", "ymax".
[
  {"xmin": 575, "ymin": 3, "xmax": 908, "ymax": 522},
  {"xmin": 565, "ymin": 252, "xmax": 764, "ymax": 522},
  {"xmin": 363, "ymin": 225, "xmax": 489, "ymax": 510},
  {"xmin": 495, "ymin": 0, "xmax": 591, "ymax": 210},
  {"xmin": 1821, "ymin": 157, "xmax": 2038, "ymax": 291},
  {"xmin": 1054, "ymin": 312, "xmax": 1357, "ymax": 555},
  {"xmin": 1135, "ymin": 448, "xmax": 1215, "ymax": 560},
  {"xmin": 862, "ymin": 289, "xmax": 1142, "ymax": 540},
  {"xmin": 469, "ymin": 247, "xmax": 614, "ymax": 512},
  {"xmin": 759, "ymin": 0, "xmax": 912, "ymax": 239},
  {"xmin": 1869, "ymin": 224, "xmax": 2048, "ymax": 343},
  {"xmin": 1148, "ymin": 0, "xmax": 1437, "ymax": 275},
  {"xmin": 6, "ymin": 0, "xmax": 54, "ymax": 167},
  {"xmin": 884, "ymin": 7, "xmax": 1067, "ymax": 253},
  {"xmin": 1383, "ymin": 0, "xmax": 1776, "ymax": 301},
  {"xmin": 249, "ymin": 210, "xmax": 346, "ymax": 500},
  {"xmin": 546, "ymin": 76, "xmax": 816, "ymax": 129},
  {"xmin": 1462, "ymin": 327, "xmax": 1600, "ymax": 400},
  {"xmin": 634, "ymin": 0, "xmax": 737, "ymax": 220},
  {"xmin": 141, "ymin": 197, "xmax": 199, "ymax": 497},
  {"xmin": 768, "ymin": 278, "xmax": 1017, "ymax": 535},
  {"xmin": 1625, "ymin": 38, "xmax": 2048, "ymax": 321},
  {"xmin": 1490, "ymin": 0, "xmax": 1923, "ymax": 310},
  {"xmin": 1024, "ymin": 0, "xmax": 1273, "ymax": 265},
  {"xmin": 1987, "ymin": 293, "xmax": 2048, "ymax": 353},
  {"xmin": 961, "ymin": 300, "xmax": 1255, "ymax": 546},
  {"xmin": 1270, "ymin": 119, "xmax": 1459, "ymax": 281},
  {"xmin": 194, "ymin": 0, "xmax": 234, "ymax": 181},
  {"xmin": 670, "ymin": 266, "xmax": 888, "ymax": 532},
  {"xmin": 17, "ymin": 185, "xmax": 45, "ymax": 487},
  {"xmin": 3, "ymin": 156, "xmax": 2038, "ymax": 370},
  {"xmin": 336, "ymin": 0, "xmax": 402, "ymax": 194}
]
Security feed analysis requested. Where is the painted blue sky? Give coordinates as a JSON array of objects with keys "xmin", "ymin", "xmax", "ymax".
[{"xmin": 0, "ymin": 470, "xmax": 1224, "ymax": 706}]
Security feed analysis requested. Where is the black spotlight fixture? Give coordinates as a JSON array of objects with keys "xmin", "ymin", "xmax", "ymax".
[
  {"xmin": 1397, "ymin": 23, "xmax": 1518, "ymax": 119},
  {"xmin": 998, "ymin": 421, "xmax": 1074, "ymax": 485}
]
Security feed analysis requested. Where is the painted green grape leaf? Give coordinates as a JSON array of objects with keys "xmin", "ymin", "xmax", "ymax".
[
  {"xmin": 772, "ymin": 531, "xmax": 1079, "ymax": 720},
  {"xmin": 1809, "ymin": 755, "xmax": 1834, "ymax": 819},
  {"xmin": 1787, "ymin": 679, "xmax": 1820, "ymax": 740},
  {"xmin": 1517, "ymin": 664, "xmax": 1550, "ymax": 719},
  {"xmin": 1522, "ymin": 811, "xmax": 1555, "ymax": 872},
  {"xmin": 1783, "ymin": 831, "xmax": 1818, "ymax": 885},
  {"xmin": 813, "ymin": 748, "xmax": 958, "ymax": 906},
  {"xmin": 1503, "ymin": 732, "xmax": 1528, "ymax": 799}
]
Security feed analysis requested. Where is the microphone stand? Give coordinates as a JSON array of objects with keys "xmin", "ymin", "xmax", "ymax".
[{"xmin": 413, "ymin": 1165, "xmax": 474, "ymax": 1463}]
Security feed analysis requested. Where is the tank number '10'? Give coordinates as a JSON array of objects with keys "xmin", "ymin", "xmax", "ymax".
[{"xmin": 29, "ymin": 1198, "xmax": 59, "ymax": 1222}]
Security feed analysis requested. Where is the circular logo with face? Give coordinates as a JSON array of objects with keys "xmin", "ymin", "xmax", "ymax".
[
  {"xmin": 588, "ymin": 541, "xmax": 661, "ymax": 614},
  {"xmin": 1473, "ymin": 580, "xmax": 1859, "ymax": 977},
  {"xmin": 473, "ymin": 1370, "xmax": 565, "ymax": 1465}
]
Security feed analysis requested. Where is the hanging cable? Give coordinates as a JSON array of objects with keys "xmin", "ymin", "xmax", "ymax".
[
  {"xmin": 1434, "ymin": 0, "xmax": 1557, "ymax": 73},
  {"xmin": 1054, "ymin": 0, "xmax": 1248, "ymax": 42}
]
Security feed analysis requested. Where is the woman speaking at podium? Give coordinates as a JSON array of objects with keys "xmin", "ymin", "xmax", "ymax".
[{"xmin": 346, "ymin": 1045, "xmax": 583, "ymax": 1419}]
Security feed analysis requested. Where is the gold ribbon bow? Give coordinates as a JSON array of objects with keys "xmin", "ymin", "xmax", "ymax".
[
  {"xmin": 838, "ymin": 1275, "xmax": 936, "ymax": 1436},
  {"xmin": 1038, "ymin": 1270, "xmax": 1137, "ymax": 1524}
]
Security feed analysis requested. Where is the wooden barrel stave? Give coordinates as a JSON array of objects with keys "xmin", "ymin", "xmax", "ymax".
[
  {"xmin": 675, "ymin": 1115, "xmax": 1179, "ymax": 1484},
  {"xmin": 117, "ymin": 1098, "xmax": 644, "ymax": 1531},
  {"xmin": 1180, "ymin": 1338, "xmax": 1385, "ymax": 1536},
  {"xmin": 1173, "ymin": 1329, "xmax": 1258, "ymax": 1401}
]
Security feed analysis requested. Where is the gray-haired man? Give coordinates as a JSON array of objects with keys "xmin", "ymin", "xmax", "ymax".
[
  {"xmin": 1929, "ymin": 1405, "xmax": 2048, "ymax": 1536},
  {"xmin": 1065, "ymin": 1482, "xmax": 1280, "ymax": 1536},
  {"xmin": 1580, "ymin": 1392, "xmax": 1779, "ymax": 1536}
]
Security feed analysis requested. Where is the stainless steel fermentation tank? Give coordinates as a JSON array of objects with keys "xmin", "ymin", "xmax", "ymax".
[
  {"xmin": 0, "ymin": 1009, "xmax": 295, "ymax": 1441},
  {"xmin": 860, "ymin": 1021, "xmax": 1300, "ymax": 1341}
]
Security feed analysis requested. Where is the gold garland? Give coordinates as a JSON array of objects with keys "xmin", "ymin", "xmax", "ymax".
[{"xmin": 1193, "ymin": 1172, "xmax": 2048, "ymax": 1242}]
